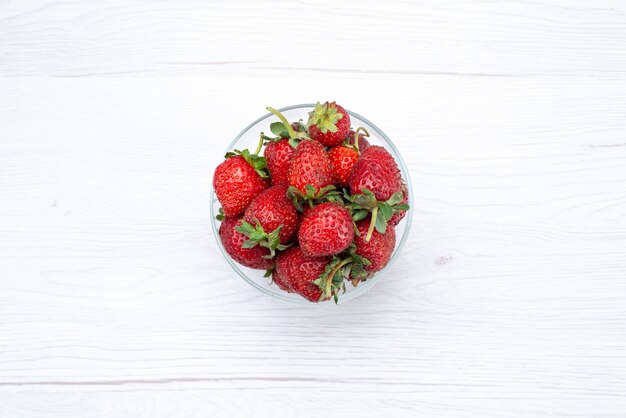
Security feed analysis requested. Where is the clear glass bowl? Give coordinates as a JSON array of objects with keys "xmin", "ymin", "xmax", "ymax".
[{"xmin": 210, "ymin": 104, "xmax": 413, "ymax": 304}]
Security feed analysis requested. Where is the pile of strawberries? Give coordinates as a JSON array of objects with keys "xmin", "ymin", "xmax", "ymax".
[{"xmin": 213, "ymin": 102, "xmax": 409, "ymax": 303}]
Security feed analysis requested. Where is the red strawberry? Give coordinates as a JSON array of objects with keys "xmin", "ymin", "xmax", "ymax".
[
  {"xmin": 328, "ymin": 145, "xmax": 359, "ymax": 188},
  {"xmin": 242, "ymin": 184, "xmax": 298, "ymax": 248},
  {"xmin": 328, "ymin": 127, "xmax": 372, "ymax": 188},
  {"xmin": 350, "ymin": 145, "xmax": 402, "ymax": 201},
  {"xmin": 307, "ymin": 102, "xmax": 351, "ymax": 147},
  {"xmin": 264, "ymin": 138, "xmax": 295, "ymax": 185},
  {"xmin": 298, "ymin": 202, "xmax": 353, "ymax": 257},
  {"xmin": 218, "ymin": 216, "xmax": 274, "ymax": 270},
  {"xmin": 347, "ymin": 145, "xmax": 407, "ymax": 241},
  {"xmin": 275, "ymin": 246, "xmax": 331, "ymax": 302},
  {"xmin": 389, "ymin": 182, "xmax": 408, "ymax": 226},
  {"xmin": 288, "ymin": 139, "xmax": 334, "ymax": 195},
  {"xmin": 354, "ymin": 219, "xmax": 396, "ymax": 273},
  {"xmin": 213, "ymin": 148, "xmax": 269, "ymax": 217}
]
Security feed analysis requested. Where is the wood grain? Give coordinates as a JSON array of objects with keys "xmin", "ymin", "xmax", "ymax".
[{"xmin": 1, "ymin": 0, "xmax": 626, "ymax": 417}]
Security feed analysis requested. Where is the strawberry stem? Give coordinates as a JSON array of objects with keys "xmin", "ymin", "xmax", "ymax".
[
  {"xmin": 365, "ymin": 206, "xmax": 378, "ymax": 242},
  {"xmin": 266, "ymin": 107, "xmax": 297, "ymax": 139},
  {"xmin": 354, "ymin": 127, "xmax": 369, "ymax": 153},
  {"xmin": 325, "ymin": 258, "xmax": 353, "ymax": 296},
  {"xmin": 255, "ymin": 133, "xmax": 264, "ymax": 155}
]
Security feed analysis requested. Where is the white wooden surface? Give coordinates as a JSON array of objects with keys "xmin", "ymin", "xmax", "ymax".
[{"xmin": 1, "ymin": 0, "xmax": 626, "ymax": 416}]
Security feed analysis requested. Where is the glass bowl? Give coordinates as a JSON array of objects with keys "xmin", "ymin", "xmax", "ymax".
[{"xmin": 210, "ymin": 104, "xmax": 413, "ymax": 304}]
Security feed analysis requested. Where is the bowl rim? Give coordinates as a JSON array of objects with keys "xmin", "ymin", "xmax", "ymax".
[{"xmin": 210, "ymin": 103, "xmax": 413, "ymax": 305}]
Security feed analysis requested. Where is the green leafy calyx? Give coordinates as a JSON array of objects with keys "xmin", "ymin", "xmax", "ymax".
[
  {"xmin": 313, "ymin": 244, "xmax": 372, "ymax": 304},
  {"xmin": 307, "ymin": 102, "xmax": 343, "ymax": 134},
  {"xmin": 235, "ymin": 219, "xmax": 290, "ymax": 258},
  {"xmin": 266, "ymin": 107, "xmax": 310, "ymax": 148},
  {"xmin": 287, "ymin": 184, "xmax": 342, "ymax": 212},
  {"xmin": 313, "ymin": 257, "xmax": 349, "ymax": 304},
  {"xmin": 345, "ymin": 188, "xmax": 409, "ymax": 242},
  {"xmin": 268, "ymin": 120, "xmax": 308, "ymax": 140}
]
